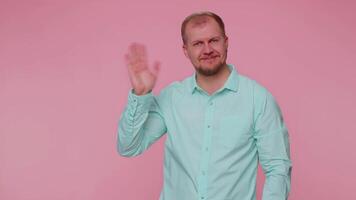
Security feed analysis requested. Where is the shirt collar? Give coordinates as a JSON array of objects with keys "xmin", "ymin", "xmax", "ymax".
[{"xmin": 190, "ymin": 64, "xmax": 239, "ymax": 94}]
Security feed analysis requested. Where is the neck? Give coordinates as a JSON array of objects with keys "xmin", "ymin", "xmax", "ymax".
[{"xmin": 196, "ymin": 64, "xmax": 231, "ymax": 95}]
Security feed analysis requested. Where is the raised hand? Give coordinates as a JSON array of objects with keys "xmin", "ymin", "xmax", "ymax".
[{"xmin": 125, "ymin": 43, "xmax": 160, "ymax": 95}]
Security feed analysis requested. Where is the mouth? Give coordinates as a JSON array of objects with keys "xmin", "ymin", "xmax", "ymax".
[{"xmin": 200, "ymin": 55, "xmax": 219, "ymax": 62}]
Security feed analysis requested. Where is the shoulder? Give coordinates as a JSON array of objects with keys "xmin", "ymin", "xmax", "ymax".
[
  {"xmin": 154, "ymin": 76, "xmax": 192, "ymax": 110},
  {"xmin": 237, "ymin": 73, "xmax": 277, "ymax": 109},
  {"xmin": 236, "ymin": 74, "xmax": 283, "ymax": 124},
  {"xmin": 158, "ymin": 75, "xmax": 193, "ymax": 96},
  {"xmin": 237, "ymin": 73, "xmax": 269, "ymax": 96}
]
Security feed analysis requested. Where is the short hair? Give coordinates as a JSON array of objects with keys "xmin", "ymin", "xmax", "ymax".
[{"xmin": 181, "ymin": 11, "xmax": 226, "ymax": 44}]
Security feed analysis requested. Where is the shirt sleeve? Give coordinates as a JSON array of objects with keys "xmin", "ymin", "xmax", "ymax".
[
  {"xmin": 253, "ymin": 86, "xmax": 292, "ymax": 200},
  {"xmin": 117, "ymin": 89, "xmax": 167, "ymax": 157}
]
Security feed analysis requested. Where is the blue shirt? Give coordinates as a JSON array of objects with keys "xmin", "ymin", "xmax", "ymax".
[{"xmin": 118, "ymin": 64, "xmax": 291, "ymax": 200}]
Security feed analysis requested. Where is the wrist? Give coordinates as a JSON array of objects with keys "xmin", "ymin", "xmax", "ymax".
[{"xmin": 132, "ymin": 89, "xmax": 151, "ymax": 96}]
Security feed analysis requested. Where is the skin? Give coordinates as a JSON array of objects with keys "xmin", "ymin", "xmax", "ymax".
[
  {"xmin": 182, "ymin": 17, "xmax": 230, "ymax": 94},
  {"xmin": 125, "ymin": 17, "xmax": 229, "ymax": 95},
  {"xmin": 124, "ymin": 43, "xmax": 160, "ymax": 95}
]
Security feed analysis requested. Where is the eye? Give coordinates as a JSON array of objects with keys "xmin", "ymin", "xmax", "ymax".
[
  {"xmin": 210, "ymin": 38, "xmax": 219, "ymax": 43},
  {"xmin": 193, "ymin": 41, "xmax": 203, "ymax": 46}
]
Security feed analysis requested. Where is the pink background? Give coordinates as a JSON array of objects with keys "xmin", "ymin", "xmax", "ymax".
[{"xmin": 1, "ymin": 0, "xmax": 355, "ymax": 199}]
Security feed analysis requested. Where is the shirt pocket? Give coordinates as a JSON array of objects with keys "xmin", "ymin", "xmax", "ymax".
[{"xmin": 218, "ymin": 115, "xmax": 253, "ymax": 148}]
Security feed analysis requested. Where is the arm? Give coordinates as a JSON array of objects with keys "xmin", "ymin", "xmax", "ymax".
[
  {"xmin": 117, "ymin": 90, "xmax": 167, "ymax": 157},
  {"xmin": 117, "ymin": 43, "xmax": 166, "ymax": 157},
  {"xmin": 253, "ymin": 86, "xmax": 292, "ymax": 200}
]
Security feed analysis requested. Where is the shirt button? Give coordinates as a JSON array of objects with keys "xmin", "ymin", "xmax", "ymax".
[
  {"xmin": 209, "ymin": 102, "xmax": 213, "ymax": 106},
  {"xmin": 205, "ymin": 147, "xmax": 209, "ymax": 151},
  {"xmin": 201, "ymin": 197, "xmax": 205, "ymax": 200},
  {"xmin": 207, "ymin": 125, "xmax": 211, "ymax": 128},
  {"xmin": 202, "ymin": 171, "xmax": 206, "ymax": 175}
]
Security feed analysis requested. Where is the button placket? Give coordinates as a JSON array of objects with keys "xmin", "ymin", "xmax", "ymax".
[{"xmin": 197, "ymin": 98, "xmax": 215, "ymax": 199}]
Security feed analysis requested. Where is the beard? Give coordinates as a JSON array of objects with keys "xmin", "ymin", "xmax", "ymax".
[
  {"xmin": 194, "ymin": 49, "xmax": 228, "ymax": 76},
  {"xmin": 195, "ymin": 60, "xmax": 226, "ymax": 76}
]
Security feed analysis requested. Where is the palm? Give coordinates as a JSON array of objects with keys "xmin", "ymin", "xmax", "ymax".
[{"xmin": 125, "ymin": 43, "xmax": 160, "ymax": 95}]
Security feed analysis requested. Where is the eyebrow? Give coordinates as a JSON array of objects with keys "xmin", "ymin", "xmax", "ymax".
[{"xmin": 191, "ymin": 36, "xmax": 222, "ymax": 44}]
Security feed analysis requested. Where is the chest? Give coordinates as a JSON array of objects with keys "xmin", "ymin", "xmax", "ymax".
[{"xmin": 163, "ymin": 92, "xmax": 255, "ymax": 148}]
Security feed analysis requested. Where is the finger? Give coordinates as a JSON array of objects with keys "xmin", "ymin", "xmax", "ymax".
[
  {"xmin": 137, "ymin": 44, "xmax": 147, "ymax": 61},
  {"xmin": 130, "ymin": 43, "xmax": 146, "ymax": 60},
  {"xmin": 152, "ymin": 61, "xmax": 161, "ymax": 77},
  {"xmin": 128, "ymin": 43, "xmax": 140, "ymax": 62},
  {"xmin": 125, "ymin": 53, "xmax": 141, "ymax": 76},
  {"xmin": 127, "ymin": 43, "xmax": 148, "ymax": 71},
  {"xmin": 126, "ymin": 43, "xmax": 136, "ymax": 62},
  {"xmin": 125, "ymin": 53, "xmax": 135, "ymax": 70},
  {"xmin": 125, "ymin": 52, "xmax": 145, "ymax": 73},
  {"xmin": 126, "ymin": 58, "xmax": 142, "ymax": 88},
  {"xmin": 130, "ymin": 42, "xmax": 139, "ymax": 57},
  {"xmin": 125, "ymin": 54, "xmax": 134, "ymax": 74}
]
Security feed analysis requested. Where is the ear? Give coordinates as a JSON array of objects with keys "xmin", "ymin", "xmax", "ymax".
[
  {"xmin": 224, "ymin": 35, "xmax": 229, "ymax": 48},
  {"xmin": 182, "ymin": 44, "xmax": 189, "ymax": 59}
]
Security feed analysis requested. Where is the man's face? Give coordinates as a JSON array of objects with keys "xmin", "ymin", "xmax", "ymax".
[{"xmin": 183, "ymin": 18, "xmax": 228, "ymax": 76}]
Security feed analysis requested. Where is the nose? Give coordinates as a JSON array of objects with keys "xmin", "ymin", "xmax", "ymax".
[{"xmin": 202, "ymin": 43, "xmax": 213, "ymax": 55}]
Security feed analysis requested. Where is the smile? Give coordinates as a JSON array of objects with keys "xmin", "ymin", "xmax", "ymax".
[{"xmin": 200, "ymin": 55, "xmax": 219, "ymax": 61}]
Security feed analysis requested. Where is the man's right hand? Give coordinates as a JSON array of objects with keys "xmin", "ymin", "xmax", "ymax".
[{"xmin": 125, "ymin": 43, "xmax": 160, "ymax": 96}]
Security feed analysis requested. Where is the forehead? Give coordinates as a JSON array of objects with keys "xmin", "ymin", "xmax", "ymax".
[
  {"xmin": 185, "ymin": 17, "xmax": 223, "ymax": 42},
  {"xmin": 186, "ymin": 16, "xmax": 212, "ymax": 29}
]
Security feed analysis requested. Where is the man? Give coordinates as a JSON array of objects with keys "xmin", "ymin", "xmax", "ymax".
[{"xmin": 118, "ymin": 11, "xmax": 291, "ymax": 200}]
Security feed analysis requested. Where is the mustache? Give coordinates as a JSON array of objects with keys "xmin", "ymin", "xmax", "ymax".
[{"xmin": 199, "ymin": 55, "xmax": 220, "ymax": 60}]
